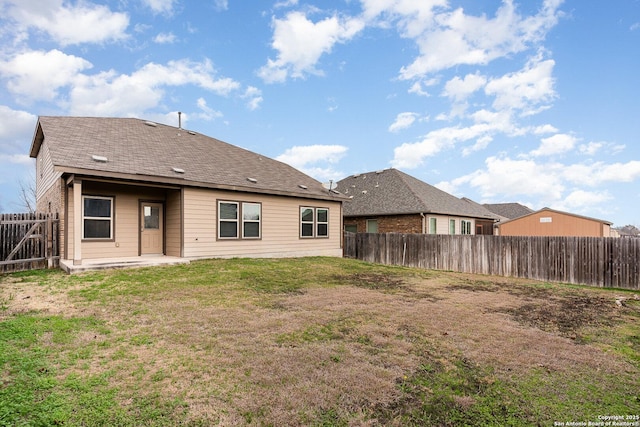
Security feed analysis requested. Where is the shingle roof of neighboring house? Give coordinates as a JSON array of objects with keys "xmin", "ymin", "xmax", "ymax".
[
  {"xmin": 29, "ymin": 116, "xmax": 344, "ymax": 202},
  {"xmin": 499, "ymin": 207, "xmax": 613, "ymax": 226},
  {"xmin": 482, "ymin": 202, "xmax": 534, "ymax": 220},
  {"xmin": 336, "ymin": 168, "xmax": 497, "ymax": 220}
]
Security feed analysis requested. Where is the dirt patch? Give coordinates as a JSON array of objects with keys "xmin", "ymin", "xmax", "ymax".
[
  {"xmin": 502, "ymin": 294, "xmax": 618, "ymax": 340},
  {"xmin": 332, "ymin": 272, "xmax": 407, "ymax": 291},
  {"xmin": 447, "ymin": 277, "xmax": 626, "ymax": 342},
  {"xmin": 0, "ymin": 281, "xmax": 78, "ymax": 318}
]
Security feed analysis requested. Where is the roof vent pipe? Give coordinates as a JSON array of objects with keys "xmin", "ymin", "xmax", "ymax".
[{"xmin": 178, "ymin": 111, "xmax": 182, "ymax": 129}]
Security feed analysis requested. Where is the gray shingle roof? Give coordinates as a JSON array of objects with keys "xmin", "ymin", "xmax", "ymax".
[
  {"xmin": 336, "ymin": 168, "xmax": 496, "ymax": 219},
  {"xmin": 483, "ymin": 203, "xmax": 534, "ymax": 220},
  {"xmin": 30, "ymin": 116, "xmax": 344, "ymax": 202}
]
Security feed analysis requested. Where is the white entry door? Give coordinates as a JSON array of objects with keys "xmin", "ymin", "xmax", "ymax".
[{"xmin": 141, "ymin": 202, "xmax": 163, "ymax": 255}]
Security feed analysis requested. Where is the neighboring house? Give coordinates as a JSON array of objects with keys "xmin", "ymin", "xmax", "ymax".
[
  {"xmin": 336, "ymin": 168, "xmax": 498, "ymax": 235},
  {"xmin": 464, "ymin": 200, "xmax": 534, "ymax": 235},
  {"xmin": 29, "ymin": 116, "xmax": 346, "ymax": 269},
  {"xmin": 482, "ymin": 202, "xmax": 534, "ymax": 222},
  {"xmin": 497, "ymin": 207, "xmax": 612, "ymax": 237}
]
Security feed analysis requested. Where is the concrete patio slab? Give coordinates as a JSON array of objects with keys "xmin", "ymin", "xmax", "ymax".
[{"xmin": 60, "ymin": 256, "xmax": 190, "ymax": 274}]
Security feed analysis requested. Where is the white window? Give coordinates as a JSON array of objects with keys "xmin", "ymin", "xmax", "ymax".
[
  {"xmin": 82, "ymin": 196, "xmax": 113, "ymax": 239},
  {"xmin": 242, "ymin": 202, "xmax": 261, "ymax": 238},
  {"xmin": 218, "ymin": 201, "xmax": 261, "ymax": 239},
  {"xmin": 300, "ymin": 207, "xmax": 329, "ymax": 238},
  {"xmin": 461, "ymin": 220, "xmax": 472, "ymax": 235},
  {"xmin": 316, "ymin": 208, "xmax": 328, "ymax": 237},
  {"xmin": 429, "ymin": 217, "xmax": 437, "ymax": 234},
  {"xmin": 449, "ymin": 219, "xmax": 456, "ymax": 235}
]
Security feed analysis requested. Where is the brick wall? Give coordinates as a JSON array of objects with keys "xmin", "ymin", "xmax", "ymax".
[{"xmin": 344, "ymin": 214, "xmax": 423, "ymax": 234}]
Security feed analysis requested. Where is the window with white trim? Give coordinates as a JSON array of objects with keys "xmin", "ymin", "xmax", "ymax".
[
  {"xmin": 316, "ymin": 208, "xmax": 328, "ymax": 237},
  {"xmin": 300, "ymin": 207, "xmax": 329, "ymax": 238},
  {"xmin": 429, "ymin": 217, "xmax": 437, "ymax": 234},
  {"xmin": 218, "ymin": 201, "xmax": 261, "ymax": 239},
  {"xmin": 82, "ymin": 196, "xmax": 113, "ymax": 239},
  {"xmin": 449, "ymin": 219, "xmax": 456, "ymax": 235},
  {"xmin": 461, "ymin": 220, "xmax": 472, "ymax": 235}
]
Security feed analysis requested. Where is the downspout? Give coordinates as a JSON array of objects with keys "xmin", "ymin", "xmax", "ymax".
[{"xmin": 420, "ymin": 213, "xmax": 426, "ymax": 234}]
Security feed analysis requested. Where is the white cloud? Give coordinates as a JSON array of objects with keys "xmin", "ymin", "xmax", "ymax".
[
  {"xmin": 258, "ymin": 11, "xmax": 365, "ymax": 83},
  {"xmin": 361, "ymin": 0, "xmax": 445, "ymax": 37},
  {"xmin": 579, "ymin": 141, "xmax": 603, "ymax": 156},
  {"xmin": 214, "ymin": 0, "xmax": 229, "ymax": 11},
  {"xmin": 276, "ymin": 144, "xmax": 348, "ymax": 181},
  {"xmin": 563, "ymin": 161, "xmax": 640, "ymax": 186},
  {"xmin": 532, "ymin": 124, "xmax": 558, "ymax": 134},
  {"xmin": 141, "ymin": 0, "xmax": 177, "ymax": 15},
  {"xmin": 68, "ymin": 59, "xmax": 241, "ymax": 116},
  {"xmin": 4, "ymin": 0, "xmax": 129, "ymax": 45},
  {"xmin": 391, "ymin": 123, "xmax": 495, "ymax": 168},
  {"xmin": 408, "ymin": 81, "xmax": 431, "ymax": 96},
  {"xmin": 154, "ymin": 32, "xmax": 177, "ymax": 44},
  {"xmin": 0, "ymin": 49, "xmax": 92, "ymax": 103},
  {"xmin": 389, "ymin": 112, "xmax": 418, "ymax": 132},
  {"xmin": 462, "ymin": 135, "xmax": 493, "ymax": 156},
  {"xmin": 0, "ymin": 106, "xmax": 37, "ymax": 151},
  {"xmin": 484, "ymin": 54, "xmax": 556, "ymax": 113},
  {"xmin": 195, "ymin": 98, "xmax": 223, "ymax": 121},
  {"xmin": 562, "ymin": 189, "xmax": 612, "ymax": 210},
  {"xmin": 449, "ymin": 155, "xmax": 564, "ymax": 200},
  {"xmin": 275, "ymin": 0, "xmax": 299, "ymax": 8},
  {"xmin": 0, "ymin": 153, "xmax": 32, "ymax": 165},
  {"xmin": 398, "ymin": 0, "xmax": 563, "ymax": 79},
  {"xmin": 277, "ymin": 144, "xmax": 347, "ymax": 167},
  {"xmin": 442, "ymin": 72, "xmax": 487, "ymax": 102},
  {"xmin": 531, "ymin": 133, "xmax": 578, "ymax": 157},
  {"xmin": 242, "ymin": 86, "xmax": 263, "ymax": 110}
]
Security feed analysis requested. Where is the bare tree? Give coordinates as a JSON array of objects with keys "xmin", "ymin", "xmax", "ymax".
[
  {"xmin": 17, "ymin": 173, "xmax": 36, "ymax": 213},
  {"xmin": 619, "ymin": 224, "xmax": 640, "ymax": 237}
]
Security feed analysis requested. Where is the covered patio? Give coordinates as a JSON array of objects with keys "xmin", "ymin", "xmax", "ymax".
[{"xmin": 60, "ymin": 255, "xmax": 189, "ymax": 274}]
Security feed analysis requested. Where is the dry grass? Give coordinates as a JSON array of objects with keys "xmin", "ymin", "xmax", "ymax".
[{"xmin": 1, "ymin": 258, "xmax": 639, "ymax": 426}]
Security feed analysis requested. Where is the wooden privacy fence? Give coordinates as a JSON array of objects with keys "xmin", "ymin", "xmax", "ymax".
[
  {"xmin": 1, "ymin": 213, "xmax": 60, "ymax": 274},
  {"xmin": 344, "ymin": 232, "xmax": 640, "ymax": 290}
]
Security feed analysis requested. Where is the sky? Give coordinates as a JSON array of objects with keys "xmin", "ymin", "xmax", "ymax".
[{"xmin": 0, "ymin": 0, "xmax": 639, "ymax": 227}]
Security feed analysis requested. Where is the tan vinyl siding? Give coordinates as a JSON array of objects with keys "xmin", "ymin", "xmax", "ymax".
[
  {"xmin": 35, "ymin": 142, "xmax": 62, "ymax": 201},
  {"xmin": 165, "ymin": 189, "xmax": 182, "ymax": 257},
  {"xmin": 183, "ymin": 188, "xmax": 342, "ymax": 258},
  {"xmin": 81, "ymin": 189, "xmax": 139, "ymax": 259},
  {"xmin": 67, "ymin": 181, "xmax": 170, "ymax": 260},
  {"xmin": 428, "ymin": 215, "xmax": 475, "ymax": 235}
]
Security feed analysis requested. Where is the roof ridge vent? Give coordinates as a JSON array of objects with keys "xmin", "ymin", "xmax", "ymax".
[{"xmin": 144, "ymin": 121, "xmax": 157, "ymax": 127}]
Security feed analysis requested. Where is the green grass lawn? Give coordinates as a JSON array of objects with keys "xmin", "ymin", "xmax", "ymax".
[{"xmin": 1, "ymin": 257, "xmax": 639, "ymax": 426}]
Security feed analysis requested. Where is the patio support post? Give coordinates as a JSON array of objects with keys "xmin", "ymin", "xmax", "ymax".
[{"xmin": 73, "ymin": 179, "xmax": 82, "ymax": 265}]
